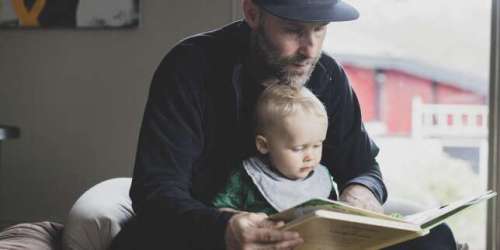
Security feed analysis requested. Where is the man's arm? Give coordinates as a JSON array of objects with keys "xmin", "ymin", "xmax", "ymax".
[
  {"xmin": 318, "ymin": 58, "xmax": 387, "ymax": 211},
  {"xmin": 131, "ymin": 42, "xmax": 303, "ymax": 249},
  {"xmin": 130, "ymin": 42, "xmax": 234, "ymax": 249}
]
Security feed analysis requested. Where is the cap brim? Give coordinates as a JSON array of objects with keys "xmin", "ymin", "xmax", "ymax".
[{"xmin": 260, "ymin": 1, "xmax": 359, "ymax": 22}]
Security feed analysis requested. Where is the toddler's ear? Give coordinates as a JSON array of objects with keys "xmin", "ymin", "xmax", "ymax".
[{"xmin": 255, "ymin": 135, "xmax": 269, "ymax": 154}]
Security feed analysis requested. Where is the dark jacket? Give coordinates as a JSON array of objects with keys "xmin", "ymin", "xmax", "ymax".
[{"xmin": 127, "ymin": 20, "xmax": 386, "ymax": 250}]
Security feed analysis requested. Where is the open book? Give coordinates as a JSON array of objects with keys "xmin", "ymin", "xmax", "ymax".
[{"xmin": 269, "ymin": 190, "xmax": 496, "ymax": 250}]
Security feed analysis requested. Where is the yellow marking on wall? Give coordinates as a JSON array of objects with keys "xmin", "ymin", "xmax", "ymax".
[{"xmin": 11, "ymin": 0, "xmax": 46, "ymax": 27}]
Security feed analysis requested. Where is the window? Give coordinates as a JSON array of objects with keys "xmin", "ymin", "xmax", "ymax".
[
  {"xmin": 324, "ymin": 0, "xmax": 497, "ymax": 249},
  {"xmin": 230, "ymin": 0, "xmax": 499, "ymax": 248}
]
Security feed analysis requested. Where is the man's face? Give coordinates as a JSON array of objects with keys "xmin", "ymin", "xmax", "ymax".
[{"xmin": 252, "ymin": 11, "xmax": 328, "ymax": 86}]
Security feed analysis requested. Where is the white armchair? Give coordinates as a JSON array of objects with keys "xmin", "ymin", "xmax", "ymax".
[
  {"xmin": 61, "ymin": 178, "xmax": 423, "ymax": 250},
  {"xmin": 62, "ymin": 178, "xmax": 134, "ymax": 250}
]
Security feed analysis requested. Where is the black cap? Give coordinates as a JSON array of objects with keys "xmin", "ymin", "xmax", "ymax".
[{"xmin": 253, "ymin": 0, "xmax": 359, "ymax": 22}]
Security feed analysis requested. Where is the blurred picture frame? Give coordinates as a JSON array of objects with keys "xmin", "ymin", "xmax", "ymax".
[{"xmin": 0, "ymin": 0, "xmax": 140, "ymax": 29}]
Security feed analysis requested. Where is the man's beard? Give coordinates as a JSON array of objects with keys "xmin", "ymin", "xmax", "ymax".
[{"xmin": 249, "ymin": 25, "xmax": 320, "ymax": 86}]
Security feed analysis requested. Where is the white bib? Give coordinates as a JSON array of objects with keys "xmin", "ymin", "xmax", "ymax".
[{"xmin": 243, "ymin": 156, "xmax": 333, "ymax": 212}]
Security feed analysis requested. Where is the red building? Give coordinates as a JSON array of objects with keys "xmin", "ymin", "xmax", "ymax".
[{"xmin": 336, "ymin": 54, "xmax": 488, "ymax": 136}]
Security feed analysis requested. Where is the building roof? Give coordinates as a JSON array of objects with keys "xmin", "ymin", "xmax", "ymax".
[{"xmin": 334, "ymin": 54, "xmax": 488, "ymax": 96}]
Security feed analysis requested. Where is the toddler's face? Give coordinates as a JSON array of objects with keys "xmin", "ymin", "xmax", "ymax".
[{"xmin": 265, "ymin": 110, "xmax": 327, "ymax": 180}]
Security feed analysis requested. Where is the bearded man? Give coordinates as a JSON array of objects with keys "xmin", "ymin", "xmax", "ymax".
[{"xmin": 111, "ymin": 0, "xmax": 458, "ymax": 249}]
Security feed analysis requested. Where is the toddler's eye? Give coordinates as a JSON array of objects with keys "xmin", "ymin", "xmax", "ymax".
[{"xmin": 292, "ymin": 146, "xmax": 304, "ymax": 152}]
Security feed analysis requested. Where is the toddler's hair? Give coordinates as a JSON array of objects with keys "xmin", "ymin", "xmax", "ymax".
[{"xmin": 255, "ymin": 83, "xmax": 328, "ymax": 135}]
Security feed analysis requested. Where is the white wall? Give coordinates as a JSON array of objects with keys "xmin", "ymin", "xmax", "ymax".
[{"xmin": 0, "ymin": 0, "xmax": 234, "ymax": 224}]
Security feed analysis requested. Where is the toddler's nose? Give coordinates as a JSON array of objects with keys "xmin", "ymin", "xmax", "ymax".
[{"xmin": 303, "ymin": 154, "xmax": 312, "ymax": 162}]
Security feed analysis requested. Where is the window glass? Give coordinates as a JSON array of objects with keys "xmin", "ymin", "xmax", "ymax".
[{"xmin": 325, "ymin": 0, "xmax": 491, "ymax": 248}]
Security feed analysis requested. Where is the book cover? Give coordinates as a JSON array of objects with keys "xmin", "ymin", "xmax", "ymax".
[{"xmin": 269, "ymin": 190, "xmax": 496, "ymax": 250}]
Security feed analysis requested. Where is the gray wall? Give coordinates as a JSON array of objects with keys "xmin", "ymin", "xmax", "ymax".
[{"xmin": 0, "ymin": 0, "xmax": 234, "ymax": 224}]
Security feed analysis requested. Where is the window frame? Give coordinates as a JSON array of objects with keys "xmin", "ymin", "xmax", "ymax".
[{"xmin": 487, "ymin": 0, "xmax": 500, "ymax": 249}]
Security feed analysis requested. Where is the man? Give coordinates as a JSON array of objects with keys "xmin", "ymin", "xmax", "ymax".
[{"xmin": 112, "ymin": 0, "xmax": 457, "ymax": 249}]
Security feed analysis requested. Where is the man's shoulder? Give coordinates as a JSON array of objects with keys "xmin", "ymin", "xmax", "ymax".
[
  {"xmin": 308, "ymin": 52, "xmax": 348, "ymax": 91},
  {"xmin": 173, "ymin": 20, "xmax": 248, "ymax": 57},
  {"xmin": 154, "ymin": 21, "xmax": 248, "ymax": 79},
  {"xmin": 318, "ymin": 52, "xmax": 343, "ymax": 75}
]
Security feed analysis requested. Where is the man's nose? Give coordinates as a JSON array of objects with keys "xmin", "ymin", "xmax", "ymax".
[{"xmin": 298, "ymin": 32, "xmax": 317, "ymax": 59}]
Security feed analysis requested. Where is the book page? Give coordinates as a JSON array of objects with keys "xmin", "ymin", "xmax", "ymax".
[
  {"xmin": 404, "ymin": 190, "xmax": 496, "ymax": 228},
  {"xmin": 270, "ymin": 198, "xmax": 403, "ymax": 223}
]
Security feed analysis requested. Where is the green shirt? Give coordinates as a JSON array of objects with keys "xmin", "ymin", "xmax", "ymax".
[{"xmin": 212, "ymin": 167, "xmax": 337, "ymax": 215}]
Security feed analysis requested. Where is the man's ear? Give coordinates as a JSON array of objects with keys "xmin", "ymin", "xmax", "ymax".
[
  {"xmin": 242, "ymin": 0, "xmax": 260, "ymax": 30},
  {"xmin": 255, "ymin": 135, "xmax": 269, "ymax": 154}
]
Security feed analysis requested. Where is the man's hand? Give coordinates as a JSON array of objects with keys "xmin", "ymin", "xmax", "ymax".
[
  {"xmin": 340, "ymin": 184, "xmax": 384, "ymax": 213},
  {"xmin": 225, "ymin": 212, "xmax": 303, "ymax": 250}
]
